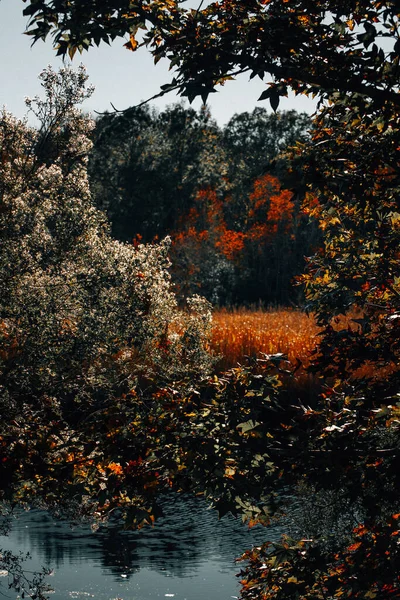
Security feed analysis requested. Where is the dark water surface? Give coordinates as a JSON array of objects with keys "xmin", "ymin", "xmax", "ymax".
[{"xmin": 0, "ymin": 496, "xmax": 281, "ymax": 600}]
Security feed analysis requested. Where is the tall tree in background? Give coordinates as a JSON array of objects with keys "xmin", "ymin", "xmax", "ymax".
[
  {"xmin": 89, "ymin": 106, "xmax": 314, "ymax": 305},
  {"xmin": 222, "ymin": 109, "xmax": 311, "ymax": 215},
  {"xmin": 87, "ymin": 104, "xmax": 154, "ymax": 240},
  {"xmin": 89, "ymin": 104, "xmax": 228, "ymax": 242}
]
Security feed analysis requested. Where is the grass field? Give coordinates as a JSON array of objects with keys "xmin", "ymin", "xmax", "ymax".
[
  {"xmin": 211, "ymin": 307, "xmax": 399, "ymax": 395},
  {"xmin": 211, "ymin": 308, "xmax": 321, "ymax": 392}
]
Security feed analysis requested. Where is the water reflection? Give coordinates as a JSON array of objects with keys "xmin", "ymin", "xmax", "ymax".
[{"xmin": 1, "ymin": 495, "xmax": 281, "ymax": 600}]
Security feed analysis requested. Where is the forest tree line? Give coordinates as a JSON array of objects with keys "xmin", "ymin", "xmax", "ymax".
[{"xmin": 88, "ymin": 106, "xmax": 319, "ymax": 305}]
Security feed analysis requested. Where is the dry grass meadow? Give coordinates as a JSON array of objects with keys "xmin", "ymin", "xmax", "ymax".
[
  {"xmin": 211, "ymin": 308, "xmax": 321, "ymax": 393},
  {"xmin": 211, "ymin": 307, "xmax": 400, "ymax": 395}
]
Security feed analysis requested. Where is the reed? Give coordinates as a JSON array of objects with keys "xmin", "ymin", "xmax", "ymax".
[
  {"xmin": 211, "ymin": 307, "xmax": 321, "ymax": 394},
  {"xmin": 211, "ymin": 307, "xmax": 399, "ymax": 394}
]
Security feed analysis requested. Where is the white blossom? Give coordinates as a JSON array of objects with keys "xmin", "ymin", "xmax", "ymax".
[{"xmin": 1, "ymin": 67, "xmax": 214, "ymax": 409}]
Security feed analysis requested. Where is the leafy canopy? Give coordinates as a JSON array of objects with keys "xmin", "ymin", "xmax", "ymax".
[{"xmin": 21, "ymin": 0, "xmax": 400, "ymax": 107}]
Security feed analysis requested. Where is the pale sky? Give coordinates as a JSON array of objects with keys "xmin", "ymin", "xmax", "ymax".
[{"xmin": 0, "ymin": 0, "xmax": 317, "ymax": 125}]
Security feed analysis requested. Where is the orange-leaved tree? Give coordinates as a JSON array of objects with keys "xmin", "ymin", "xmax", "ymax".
[{"xmin": 170, "ymin": 173, "xmax": 310, "ymax": 305}]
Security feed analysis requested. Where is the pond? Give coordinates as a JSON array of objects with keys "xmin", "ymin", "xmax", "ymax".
[{"xmin": 0, "ymin": 495, "xmax": 281, "ymax": 600}]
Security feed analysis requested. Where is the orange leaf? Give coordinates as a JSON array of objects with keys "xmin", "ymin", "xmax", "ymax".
[
  {"xmin": 124, "ymin": 35, "xmax": 138, "ymax": 51},
  {"xmin": 347, "ymin": 541, "xmax": 362, "ymax": 552}
]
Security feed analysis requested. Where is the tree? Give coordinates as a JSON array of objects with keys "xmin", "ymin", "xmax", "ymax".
[
  {"xmin": 222, "ymin": 108, "xmax": 311, "ymax": 192},
  {"xmin": 21, "ymin": 1, "xmax": 400, "ymax": 108},
  {"xmin": 15, "ymin": 2, "xmax": 400, "ymax": 598},
  {"xmin": 89, "ymin": 103, "xmax": 228, "ymax": 242},
  {"xmin": 169, "ymin": 173, "xmax": 313, "ymax": 306},
  {"xmin": 87, "ymin": 103, "xmax": 156, "ymax": 241},
  {"xmin": 0, "ymin": 66, "xmax": 214, "ymax": 536},
  {"xmin": 169, "ymin": 186, "xmax": 237, "ymax": 305},
  {"xmin": 298, "ymin": 94, "xmax": 400, "ymax": 386},
  {"xmin": 220, "ymin": 109, "xmax": 313, "ymax": 295},
  {"xmin": 89, "ymin": 105, "xmax": 313, "ymax": 305}
]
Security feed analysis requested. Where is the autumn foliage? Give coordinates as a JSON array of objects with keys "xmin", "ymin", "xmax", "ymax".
[
  {"xmin": 174, "ymin": 174, "xmax": 295, "ymax": 260},
  {"xmin": 211, "ymin": 307, "xmax": 318, "ymax": 372},
  {"xmin": 238, "ymin": 517, "xmax": 400, "ymax": 600},
  {"xmin": 170, "ymin": 174, "xmax": 307, "ymax": 304},
  {"xmin": 6, "ymin": 2, "xmax": 400, "ymax": 599}
]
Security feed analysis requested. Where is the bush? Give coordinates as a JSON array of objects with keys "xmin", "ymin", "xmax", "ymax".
[{"xmin": 0, "ymin": 66, "xmax": 213, "ymax": 419}]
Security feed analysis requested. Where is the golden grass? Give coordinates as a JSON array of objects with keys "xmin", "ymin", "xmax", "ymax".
[
  {"xmin": 211, "ymin": 307, "xmax": 320, "ymax": 375},
  {"xmin": 211, "ymin": 307, "xmax": 400, "ymax": 392}
]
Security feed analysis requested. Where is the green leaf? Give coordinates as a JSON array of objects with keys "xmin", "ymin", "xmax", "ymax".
[
  {"xmin": 269, "ymin": 91, "xmax": 280, "ymax": 112},
  {"xmin": 258, "ymin": 88, "xmax": 271, "ymax": 101},
  {"xmin": 237, "ymin": 419, "xmax": 261, "ymax": 433}
]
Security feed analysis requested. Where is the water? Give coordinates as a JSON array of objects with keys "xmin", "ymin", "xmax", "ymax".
[{"xmin": 0, "ymin": 496, "xmax": 281, "ymax": 600}]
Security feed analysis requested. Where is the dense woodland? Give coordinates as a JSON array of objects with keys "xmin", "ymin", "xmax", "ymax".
[
  {"xmin": 88, "ymin": 105, "xmax": 317, "ymax": 305},
  {"xmin": 1, "ymin": 1, "xmax": 400, "ymax": 600}
]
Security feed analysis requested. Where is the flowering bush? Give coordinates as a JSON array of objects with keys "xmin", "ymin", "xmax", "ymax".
[{"xmin": 0, "ymin": 65, "xmax": 213, "ymax": 418}]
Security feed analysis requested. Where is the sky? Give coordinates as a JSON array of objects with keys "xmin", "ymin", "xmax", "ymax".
[{"xmin": 0, "ymin": 0, "xmax": 317, "ymax": 125}]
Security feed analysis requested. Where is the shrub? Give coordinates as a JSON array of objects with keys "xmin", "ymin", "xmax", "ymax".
[{"xmin": 0, "ymin": 65, "xmax": 213, "ymax": 424}]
